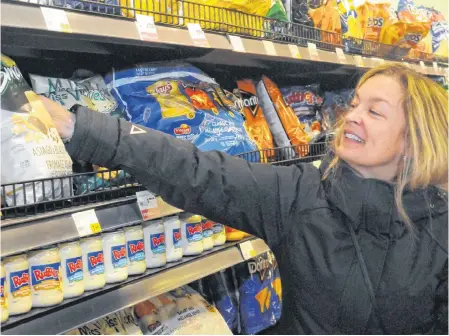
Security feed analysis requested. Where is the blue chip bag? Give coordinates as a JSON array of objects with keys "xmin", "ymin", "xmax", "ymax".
[
  {"xmin": 104, "ymin": 63, "xmax": 257, "ymax": 155},
  {"xmin": 280, "ymin": 84, "xmax": 322, "ymax": 116}
]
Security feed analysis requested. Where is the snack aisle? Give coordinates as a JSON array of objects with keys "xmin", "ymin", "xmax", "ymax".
[{"xmin": 1, "ymin": 0, "xmax": 448, "ymax": 335}]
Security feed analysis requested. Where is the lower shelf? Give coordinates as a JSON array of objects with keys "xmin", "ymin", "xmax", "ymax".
[{"xmin": 1, "ymin": 237, "xmax": 270, "ymax": 335}]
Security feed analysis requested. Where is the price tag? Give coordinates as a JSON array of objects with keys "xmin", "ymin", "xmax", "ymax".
[
  {"xmin": 41, "ymin": 7, "xmax": 72, "ymax": 33},
  {"xmin": 228, "ymin": 35, "xmax": 245, "ymax": 52},
  {"xmin": 187, "ymin": 23, "xmax": 209, "ymax": 47},
  {"xmin": 72, "ymin": 209, "xmax": 102, "ymax": 237},
  {"xmin": 307, "ymin": 42, "xmax": 319, "ymax": 61},
  {"xmin": 419, "ymin": 61, "xmax": 426, "ymax": 70},
  {"xmin": 288, "ymin": 44, "xmax": 301, "ymax": 59},
  {"xmin": 354, "ymin": 55, "xmax": 364, "ymax": 67},
  {"xmin": 335, "ymin": 47, "xmax": 346, "ymax": 63},
  {"xmin": 240, "ymin": 240, "xmax": 257, "ymax": 260},
  {"xmin": 136, "ymin": 14, "xmax": 158, "ymax": 41},
  {"xmin": 263, "ymin": 40, "xmax": 277, "ymax": 56},
  {"xmin": 433, "ymin": 62, "xmax": 439, "ymax": 72},
  {"xmin": 136, "ymin": 190, "xmax": 160, "ymax": 221}
]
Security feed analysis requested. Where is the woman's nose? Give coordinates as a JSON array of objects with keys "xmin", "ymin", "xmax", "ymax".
[{"xmin": 345, "ymin": 106, "xmax": 363, "ymax": 125}]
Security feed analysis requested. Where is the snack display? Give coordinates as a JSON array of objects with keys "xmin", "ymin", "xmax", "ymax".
[
  {"xmin": 1, "ymin": 54, "xmax": 73, "ymax": 206},
  {"xmin": 355, "ymin": 0, "xmax": 391, "ymax": 42},
  {"xmin": 256, "ymin": 76, "xmax": 310, "ymax": 157},
  {"xmin": 104, "ymin": 63, "xmax": 257, "ymax": 156},
  {"xmin": 309, "ymin": 0, "xmax": 343, "ymax": 44}
]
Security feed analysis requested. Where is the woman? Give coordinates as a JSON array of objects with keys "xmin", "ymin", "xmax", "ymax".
[{"xmin": 40, "ymin": 64, "xmax": 448, "ymax": 334}]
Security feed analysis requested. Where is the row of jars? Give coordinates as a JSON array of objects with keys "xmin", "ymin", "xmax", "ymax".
[{"xmin": 0, "ymin": 213, "xmax": 249, "ymax": 324}]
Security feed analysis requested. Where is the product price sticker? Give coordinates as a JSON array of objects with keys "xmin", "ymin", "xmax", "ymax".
[
  {"xmin": 263, "ymin": 40, "xmax": 277, "ymax": 56},
  {"xmin": 240, "ymin": 240, "xmax": 256, "ymax": 260},
  {"xmin": 136, "ymin": 14, "xmax": 159, "ymax": 41},
  {"xmin": 307, "ymin": 42, "xmax": 319, "ymax": 61},
  {"xmin": 136, "ymin": 190, "xmax": 160, "ymax": 221},
  {"xmin": 354, "ymin": 55, "xmax": 364, "ymax": 67},
  {"xmin": 41, "ymin": 7, "xmax": 72, "ymax": 33},
  {"xmin": 335, "ymin": 47, "xmax": 346, "ymax": 63},
  {"xmin": 433, "ymin": 62, "xmax": 439, "ymax": 72},
  {"xmin": 72, "ymin": 209, "xmax": 102, "ymax": 237},
  {"xmin": 288, "ymin": 44, "xmax": 301, "ymax": 59},
  {"xmin": 228, "ymin": 35, "xmax": 245, "ymax": 52},
  {"xmin": 187, "ymin": 23, "xmax": 209, "ymax": 48}
]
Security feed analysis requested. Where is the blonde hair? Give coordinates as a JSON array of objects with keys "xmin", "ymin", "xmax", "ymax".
[{"xmin": 324, "ymin": 63, "xmax": 448, "ymax": 226}]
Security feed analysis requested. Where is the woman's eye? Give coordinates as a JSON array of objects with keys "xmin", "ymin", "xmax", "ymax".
[{"xmin": 369, "ymin": 109, "xmax": 381, "ymax": 116}]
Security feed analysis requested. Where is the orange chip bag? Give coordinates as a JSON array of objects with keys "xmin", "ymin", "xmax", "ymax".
[
  {"xmin": 395, "ymin": 0, "xmax": 431, "ymax": 49},
  {"xmin": 356, "ymin": 0, "xmax": 391, "ymax": 42},
  {"xmin": 309, "ymin": 0, "xmax": 342, "ymax": 45},
  {"xmin": 380, "ymin": 5, "xmax": 407, "ymax": 45},
  {"xmin": 236, "ymin": 80, "xmax": 275, "ymax": 157},
  {"xmin": 256, "ymin": 76, "xmax": 310, "ymax": 157}
]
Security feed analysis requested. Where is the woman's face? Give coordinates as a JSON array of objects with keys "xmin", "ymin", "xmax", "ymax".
[{"xmin": 335, "ymin": 75, "xmax": 407, "ymax": 181}]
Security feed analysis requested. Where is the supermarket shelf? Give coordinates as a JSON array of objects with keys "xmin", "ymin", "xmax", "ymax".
[
  {"xmin": 1, "ymin": 2, "xmax": 447, "ymax": 76},
  {"xmin": 1, "ymin": 236, "xmax": 267, "ymax": 335},
  {"xmin": 1, "ymin": 196, "xmax": 182, "ymax": 258}
]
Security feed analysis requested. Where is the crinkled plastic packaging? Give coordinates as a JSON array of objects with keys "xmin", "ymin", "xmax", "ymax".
[
  {"xmin": 256, "ymin": 76, "xmax": 310, "ymax": 158},
  {"xmin": 309, "ymin": 0, "xmax": 342, "ymax": 45},
  {"xmin": 236, "ymin": 79, "xmax": 275, "ymax": 154},
  {"xmin": 104, "ymin": 62, "xmax": 257, "ymax": 156},
  {"xmin": 356, "ymin": 0, "xmax": 391, "ymax": 42},
  {"xmin": 1, "ymin": 54, "xmax": 72, "ymax": 206}
]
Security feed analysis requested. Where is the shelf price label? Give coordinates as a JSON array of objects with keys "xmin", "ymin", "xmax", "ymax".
[
  {"xmin": 228, "ymin": 35, "xmax": 245, "ymax": 52},
  {"xmin": 335, "ymin": 47, "xmax": 346, "ymax": 63},
  {"xmin": 307, "ymin": 42, "xmax": 319, "ymax": 61},
  {"xmin": 263, "ymin": 40, "xmax": 277, "ymax": 56},
  {"xmin": 240, "ymin": 240, "xmax": 257, "ymax": 260},
  {"xmin": 136, "ymin": 14, "xmax": 159, "ymax": 41},
  {"xmin": 288, "ymin": 44, "xmax": 301, "ymax": 59},
  {"xmin": 419, "ymin": 61, "xmax": 426, "ymax": 71},
  {"xmin": 136, "ymin": 190, "xmax": 160, "ymax": 221},
  {"xmin": 72, "ymin": 209, "xmax": 102, "ymax": 237},
  {"xmin": 354, "ymin": 55, "xmax": 364, "ymax": 67},
  {"xmin": 433, "ymin": 62, "xmax": 439, "ymax": 72},
  {"xmin": 187, "ymin": 23, "xmax": 210, "ymax": 48},
  {"xmin": 41, "ymin": 7, "xmax": 72, "ymax": 33}
]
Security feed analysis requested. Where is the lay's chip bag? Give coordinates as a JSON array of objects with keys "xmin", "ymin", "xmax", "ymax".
[
  {"xmin": 355, "ymin": 0, "xmax": 391, "ymax": 42},
  {"xmin": 104, "ymin": 63, "xmax": 257, "ymax": 155}
]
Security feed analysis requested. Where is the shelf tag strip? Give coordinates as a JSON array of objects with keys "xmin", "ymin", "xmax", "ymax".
[
  {"xmin": 72, "ymin": 209, "xmax": 102, "ymax": 237},
  {"xmin": 41, "ymin": 7, "xmax": 72, "ymax": 33},
  {"xmin": 136, "ymin": 14, "xmax": 159, "ymax": 41},
  {"xmin": 136, "ymin": 190, "xmax": 160, "ymax": 221}
]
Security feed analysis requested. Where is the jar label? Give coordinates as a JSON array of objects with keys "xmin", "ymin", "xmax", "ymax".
[
  {"xmin": 31, "ymin": 263, "xmax": 61, "ymax": 291},
  {"xmin": 87, "ymin": 251, "xmax": 105, "ymax": 275},
  {"xmin": 186, "ymin": 223, "xmax": 202, "ymax": 242},
  {"xmin": 9, "ymin": 269, "xmax": 31, "ymax": 297},
  {"xmin": 127, "ymin": 239, "xmax": 145, "ymax": 262},
  {"xmin": 111, "ymin": 245, "xmax": 127, "ymax": 268},
  {"xmin": 0, "ymin": 277, "xmax": 6, "ymax": 307},
  {"xmin": 212, "ymin": 223, "xmax": 224, "ymax": 234},
  {"xmin": 65, "ymin": 256, "xmax": 83, "ymax": 283},
  {"xmin": 150, "ymin": 233, "xmax": 166, "ymax": 254},
  {"xmin": 202, "ymin": 220, "xmax": 213, "ymax": 238},
  {"xmin": 172, "ymin": 228, "xmax": 182, "ymax": 248}
]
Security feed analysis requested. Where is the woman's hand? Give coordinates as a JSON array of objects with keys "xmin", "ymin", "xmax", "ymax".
[{"xmin": 38, "ymin": 96, "xmax": 76, "ymax": 142}]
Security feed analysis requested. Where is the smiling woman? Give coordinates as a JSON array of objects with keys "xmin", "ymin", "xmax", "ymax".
[{"xmin": 326, "ymin": 63, "xmax": 448, "ymax": 225}]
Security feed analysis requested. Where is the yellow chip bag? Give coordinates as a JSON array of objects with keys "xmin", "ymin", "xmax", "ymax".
[{"xmin": 356, "ymin": 0, "xmax": 391, "ymax": 42}]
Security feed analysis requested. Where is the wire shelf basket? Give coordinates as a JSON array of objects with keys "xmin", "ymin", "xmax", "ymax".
[{"xmin": 8, "ymin": 0, "xmax": 444, "ymax": 63}]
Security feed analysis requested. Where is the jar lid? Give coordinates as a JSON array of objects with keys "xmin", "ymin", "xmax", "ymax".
[
  {"xmin": 28, "ymin": 244, "xmax": 58, "ymax": 255},
  {"xmin": 124, "ymin": 224, "xmax": 143, "ymax": 231}
]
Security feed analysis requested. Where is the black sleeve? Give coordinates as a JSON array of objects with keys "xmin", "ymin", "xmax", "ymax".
[
  {"xmin": 66, "ymin": 107, "xmax": 321, "ymax": 248},
  {"xmin": 433, "ymin": 260, "xmax": 448, "ymax": 334}
]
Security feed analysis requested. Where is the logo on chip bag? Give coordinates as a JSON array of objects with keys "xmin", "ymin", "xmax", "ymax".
[
  {"xmin": 174, "ymin": 124, "xmax": 191, "ymax": 135},
  {"xmin": 367, "ymin": 17, "xmax": 385, "ymax": 28},
  {"xmin": 154, "ymin": 83, "xmax": 173, "ymax": 95}
]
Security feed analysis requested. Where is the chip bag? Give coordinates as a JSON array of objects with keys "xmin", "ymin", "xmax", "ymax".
[
  {"xmin": 394, "ymin": 0, "xmax": 431, "ymax": 49},
  {"xmin": 119, "ymin": 0, "xmax": 179, "ymax": 23},
  {"xmin": 236, "ymin": 79, "xmax": 275, "ymax": 156},
  {"xmin": 105, "ymin": 63, "xmax": 257, "ymax": 156},
  {"xmin": 280, "ymin": 84, "xmax": 322, "ymax": 116},
  {"xmin": 256, "ymin": 76, "xmax": 310, "ymax": 158},
  {"xmin": 356, "ymin": 0, "xmax": 391, "ymax": 42},
  {"xmin": 309, "ymin": 0, "xmax": 343, "ymax": 45}
]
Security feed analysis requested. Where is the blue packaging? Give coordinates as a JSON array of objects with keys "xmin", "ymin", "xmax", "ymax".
[
  {"xmin": 55, "ymin": 0, "xmax": 120, "ymax": 16},
  {"xmin": 104, "ymin": 63, "xmax": 257, "ymax": 156}
]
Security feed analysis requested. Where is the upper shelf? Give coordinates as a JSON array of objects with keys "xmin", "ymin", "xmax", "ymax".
[{"xmin": 1, "ymin": 1, "xmax": 447, "ymax": 77}]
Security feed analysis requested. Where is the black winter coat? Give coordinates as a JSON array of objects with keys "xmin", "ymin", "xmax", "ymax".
[{"xmin": 67, "ymin": 107, "xmax": 448, "ymax": 334}]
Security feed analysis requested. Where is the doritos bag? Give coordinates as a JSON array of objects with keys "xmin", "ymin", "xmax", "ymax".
[
  {"xmin": 356, "ymin": 0, "xmax": 391, "ymax": 42},
  {"xmin": 236, "ymin": 80, "xmax": 275, "ymax": 155},
  {"xmin": 104, "ymin": 63, "xmax": 257, "ymax": 156},
  {"xmin": 256, "ymin": 76, "xmax": 310, "ymax": 157},
  {"xmin": 233, "ymin": 251, "xmax": 282, "ymax": 335}
]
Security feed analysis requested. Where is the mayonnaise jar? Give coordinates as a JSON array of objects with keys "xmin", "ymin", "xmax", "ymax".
[
  {"xmin": 164, "ymin": 215, "xmax": 183, "ymax": 263},
  {"xmin": 143, "ymin": 219, "xmax": 167, "ymax": 268},
  {"xmin": 28, "ymin": 246, "xmax": 63, "ymax": 307},
  {"xmin": 201, "ymin": 218, "xmax": 214, "ymax": 251},
  {"xmin": 124, "ymin": 225, "xmax": 146, "ymax": 275},
  {"xmin": 80, "ymin": 235, "xmax": 106, "ymax": 291},
  {"xmin": 59, "ymin": 241, "xmax": 84, "ymax": 299},
  {"xmin": 212, "ymin": 222, "xmax": 226, "ymax": 246},
  {"xmin": 180, "ymin": 214, "xmax": 203, "ymax": 256},
  {"xmin": 102, "ymin": 230, "xmax": 128, "ymax": 283},
  {"xmin": 1, "ymin": 262, "xmax": 8, "ymax": 323},
  {"xmin": 3, "ymin": 254, "xmax": 31, "ymax": 315}
]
